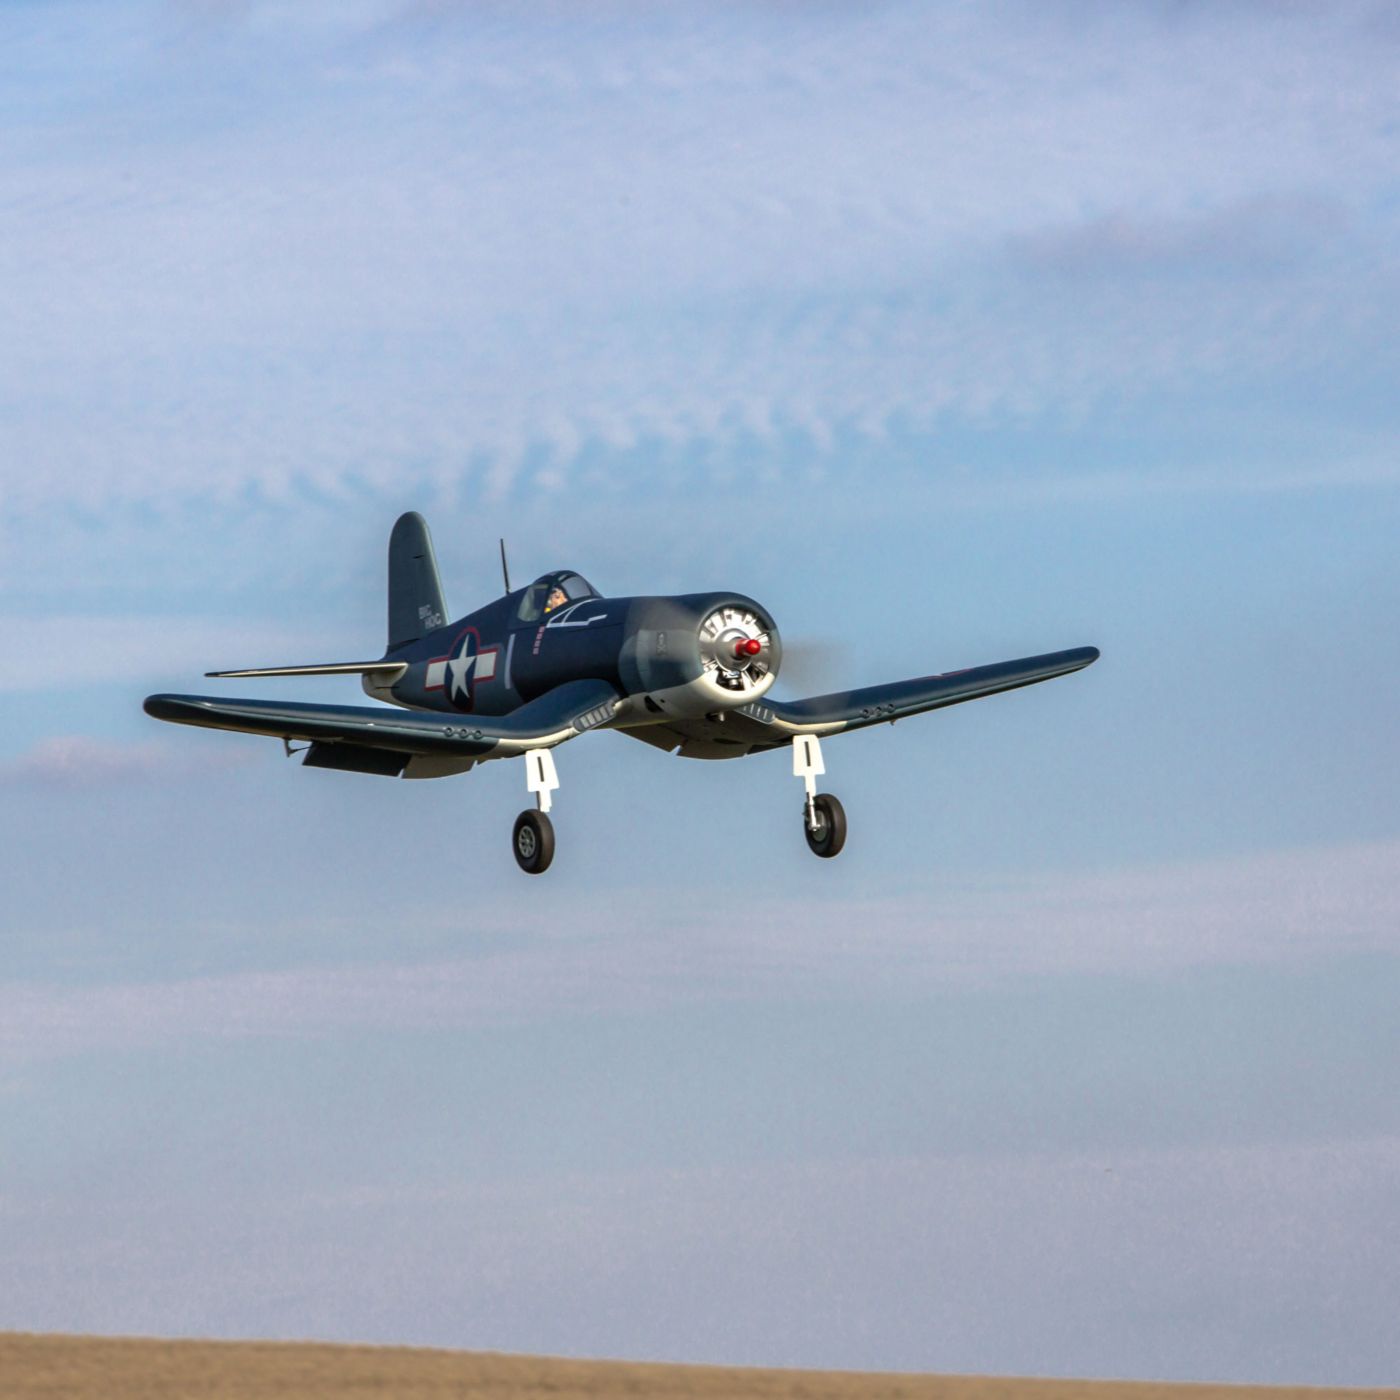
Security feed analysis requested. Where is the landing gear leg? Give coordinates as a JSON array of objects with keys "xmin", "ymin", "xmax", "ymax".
[
  {"xmin": 793, "ymin": 735, "xmax": 846, "ymax": 859},
  {"xmin": 513, "ymin": 748, "xmax": 559, "ymax": 874}
]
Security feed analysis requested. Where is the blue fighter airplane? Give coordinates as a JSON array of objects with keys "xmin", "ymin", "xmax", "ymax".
[{"xmin": 145, "ymin": 513, "xmax": 1099, "ymax": 873}]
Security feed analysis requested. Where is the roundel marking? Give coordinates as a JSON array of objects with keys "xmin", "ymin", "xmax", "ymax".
[{"xmin": 424, "ymin": 627, "xmax": 499, "ymax": 712}]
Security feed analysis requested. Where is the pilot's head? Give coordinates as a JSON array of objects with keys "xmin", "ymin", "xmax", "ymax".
[{"xmin": 544, "ymin": 586, "xmax": 568, "ymax": 612}]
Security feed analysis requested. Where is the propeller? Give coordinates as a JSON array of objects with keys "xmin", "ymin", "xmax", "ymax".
[{"xmin": 770, "ymin": 636, "xmax": 840, "ymax": 694}]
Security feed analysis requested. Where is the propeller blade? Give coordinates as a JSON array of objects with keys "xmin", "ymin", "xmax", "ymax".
[{"xmin": 771, "ymin": 636, "xmax": 839, "ymax": 693}]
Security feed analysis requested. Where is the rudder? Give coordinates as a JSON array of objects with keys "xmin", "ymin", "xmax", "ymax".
[{"xmin": 388, "ymin": 512, "xmax": 449, "ymax": 650}]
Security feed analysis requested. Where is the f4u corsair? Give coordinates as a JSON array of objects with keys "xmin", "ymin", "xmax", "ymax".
[{"xmin": 145, "ymin": 513, "xmax": 1099, "ymax": 874}]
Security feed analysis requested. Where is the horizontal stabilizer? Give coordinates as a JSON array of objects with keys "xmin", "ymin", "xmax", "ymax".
[{"xmin": 205, "ymin": 661, "xmax": 408, "ymax": 680}]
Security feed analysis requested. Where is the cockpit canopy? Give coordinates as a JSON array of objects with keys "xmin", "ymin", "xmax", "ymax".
[{"xmin": 515, "ymin": 570, "xmax": 600, "ymax": 623}]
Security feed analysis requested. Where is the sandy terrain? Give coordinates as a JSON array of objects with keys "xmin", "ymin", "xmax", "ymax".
[{"xmin": 0, "ymin": 1334, "xmax": 1394, "ymax": 1400}]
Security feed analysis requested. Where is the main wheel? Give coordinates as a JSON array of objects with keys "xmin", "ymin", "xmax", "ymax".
[
  {"xmin": 512, "ymin": 809, "xmax": 555, "ymax": 874},
  {"xmin": 803, "ymin": 793, "xmax": 847, "ymax": 859}
]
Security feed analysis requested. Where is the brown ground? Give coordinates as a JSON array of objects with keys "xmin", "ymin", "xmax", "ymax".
[{"xmin": 1, "ymin": 1335, "xmax": 1395, "ymax": 1400}]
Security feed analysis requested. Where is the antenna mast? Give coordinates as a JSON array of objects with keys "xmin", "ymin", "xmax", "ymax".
[{"xmin": 499, "ymin": 539, "xmax": 512, "ymax": 595}]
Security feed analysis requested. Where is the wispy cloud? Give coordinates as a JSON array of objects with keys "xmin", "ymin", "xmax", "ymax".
[
  {"xmin": 5, "ymin": 838, "xmax": 1396, "ymax": 1064},
  {"xmin": 0, "ymin": 616, "xmax": 329, "ymax": 692},
  {"xmin": 2, "ymin": 2, "xmax": 1397, "ymax": 515},
  {"xmin": 0, "ymin": 734, "xmax": 250, "ymax": 787},
  {"xmin": 1005, "ymin": 195, "xmax": 1353, "ymax": 280}
]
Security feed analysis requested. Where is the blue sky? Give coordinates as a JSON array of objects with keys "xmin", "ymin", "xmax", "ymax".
[{"xmin": 2, "ymin": 0, "xmax": 1399, "ymax": 1386}]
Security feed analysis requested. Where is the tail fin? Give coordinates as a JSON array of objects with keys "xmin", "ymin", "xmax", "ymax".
[{"xmin": 388, "ymin": 512, "xmax": 448, "ymax": 650}]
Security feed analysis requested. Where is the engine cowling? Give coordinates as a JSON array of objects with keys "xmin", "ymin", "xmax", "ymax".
[{"xmin": 619, "ymin": 592, "xmax": 781, "ymax": 718}]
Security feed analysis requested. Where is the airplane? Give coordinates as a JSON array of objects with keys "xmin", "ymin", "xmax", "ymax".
[{"xmin": 145, "ymin": 513, "xmax": 1099, "ymax": 874}]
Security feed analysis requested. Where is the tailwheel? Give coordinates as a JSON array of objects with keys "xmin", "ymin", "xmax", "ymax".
[
  {"xmin": 512, "ymin": 809, "xmax": 555, "ymax": 875},
  {"xmin": 803, "ymin": 793, "xmax": 846, "ymax": 859}
]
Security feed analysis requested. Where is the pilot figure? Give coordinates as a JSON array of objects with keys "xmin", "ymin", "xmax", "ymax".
[{"xmin": 544, "ymin": 585, "xmax": 569, "ymax": 613}]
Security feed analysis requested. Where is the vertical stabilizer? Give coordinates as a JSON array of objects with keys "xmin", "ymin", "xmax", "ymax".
[{"xmin": 388, "ymin": 512, "xmax": 448, "ymax": 650}]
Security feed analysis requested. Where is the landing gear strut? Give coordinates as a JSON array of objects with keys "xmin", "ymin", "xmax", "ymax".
[
  {"xmin": 793, "ymin": 734, "xmax": 846, "ymax": 859},
  {"xmin": 513, "ymin": 748, "xmax": 560, "ymax": 874}
]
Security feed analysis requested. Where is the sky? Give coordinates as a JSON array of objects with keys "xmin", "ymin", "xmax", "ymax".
[{"xmin": 2, "ymin": 0, "xmax": 1399, "ymax": 1387}]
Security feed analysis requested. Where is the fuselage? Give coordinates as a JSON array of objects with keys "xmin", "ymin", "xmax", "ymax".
[{"xmin": 365, "ymin": 574, "xmax": 782, "ymax": 729}]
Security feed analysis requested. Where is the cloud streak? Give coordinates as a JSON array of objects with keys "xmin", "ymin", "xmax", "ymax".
[
  {"xmin": 2, "ymin": 2, "xmax": 1398, "ymax": 515},
  {"xmin": 0, "ymin": 616, "xmax": 332, "ymax": 693},
  {"xmin": 5, "ymin": 837, "xmax": 1397, "ymax": 1064},
  {"xmin": 0, "ymin": 734, "xmax": 253, "ymax": 787}
]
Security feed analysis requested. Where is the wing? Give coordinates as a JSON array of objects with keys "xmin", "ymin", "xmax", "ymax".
[
  {"xmin": 764, "ymin": 646, "xmax": 1100, "ymax": 734},
  {"xmin": 617, "ymin": 646, "xmax": 1099, "ymax": 759},
  {"xmin": 144, "ymin": 678, "xmax": 621, "ymax": 779}
]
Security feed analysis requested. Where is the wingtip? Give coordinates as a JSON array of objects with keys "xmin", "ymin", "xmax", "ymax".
[{"xmin": 144, "ymin": 694, "xmax": 207, "ymax": 722}]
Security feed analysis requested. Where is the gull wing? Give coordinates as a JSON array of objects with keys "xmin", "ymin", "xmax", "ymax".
[
  {"xmin": 764, "ymin": 646, "xmax": 1100, "ymax": 734},
  {"xmin": 144, "ymin": 678, "xmax": 621, "ymax": 778},
  {"xmin": 614, "ymin": 646, "xmax": 1100, "ymax": 760}
]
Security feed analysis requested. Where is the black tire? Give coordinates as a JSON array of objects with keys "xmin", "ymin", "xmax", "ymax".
[
  {"xmin": 512, "ymin": 809, "xmax": 555, "ymax": 874},
  {"xmin": 803, "ymin": 793, "xmax": 847, "ymax": 859}
]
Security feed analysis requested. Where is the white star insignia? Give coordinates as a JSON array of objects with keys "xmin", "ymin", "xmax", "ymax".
[{"xmin": 446, "ymin": 639, "xmax": 477, "ymax": 701}]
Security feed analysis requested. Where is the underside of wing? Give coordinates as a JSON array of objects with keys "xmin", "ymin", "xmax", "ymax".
[
  {"xmin": 617, "ymin": 714, "xmax": 789, "ymax": 759},
  {"xmin": 616, "ymin": 646, "xmax": 1099, "ymax": 758},
  {"xmin": 144, "ymin": 678, "xmax": 621, "ymax": 778}
]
